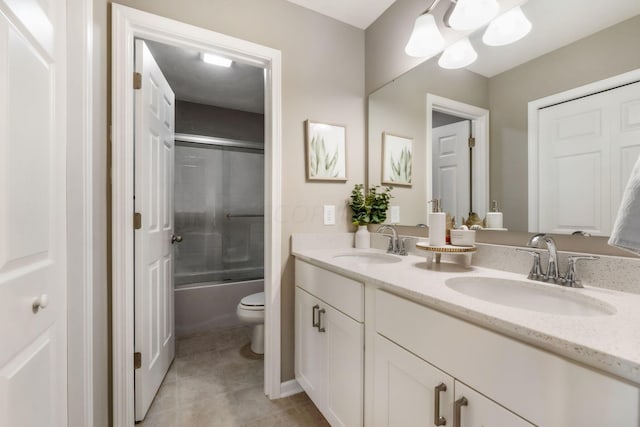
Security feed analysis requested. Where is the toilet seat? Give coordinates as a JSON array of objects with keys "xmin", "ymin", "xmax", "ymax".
[{"xmin": 239, "ymin": 292, "xmax": 264, "ymax": 311}]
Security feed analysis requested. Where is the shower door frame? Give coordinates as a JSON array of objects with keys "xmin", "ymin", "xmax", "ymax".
[{"xmin": 111, "ymin": 5, "xmax": 283, "ymax": 425}]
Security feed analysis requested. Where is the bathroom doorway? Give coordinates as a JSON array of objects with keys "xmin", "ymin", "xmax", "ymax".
[
  {"xmin": 132, "ymin": 36, "xmax": 269, "ymax": 422},
  {"xmin": 111, "ymin": 5, "xmax": 283, "ymax": 425}
]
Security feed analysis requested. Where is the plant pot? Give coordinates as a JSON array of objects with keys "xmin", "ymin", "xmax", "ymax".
[{"xmin": 355, "ymin": 225, "xmax": 370, "ymax": 249}]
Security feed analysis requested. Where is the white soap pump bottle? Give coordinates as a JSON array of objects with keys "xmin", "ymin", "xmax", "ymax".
[
  {"xmin": 485, "ymin": 200, "xmax": 504, "ymax": 229},
  {"xmin": 428, "ymin": 199, "xmax": 446, "ymax": 246}
]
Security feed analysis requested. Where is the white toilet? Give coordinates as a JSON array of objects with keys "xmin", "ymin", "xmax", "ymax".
[{"xmin": 236, "ymin": 291, "xmax": 265, "ymax": 354}]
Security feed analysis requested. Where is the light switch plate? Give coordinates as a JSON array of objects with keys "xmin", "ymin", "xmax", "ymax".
[
  {"xmin": 323, "ymin": 205, "xmax": 335, "ymax": 225},
  {"xmin": 390, "ymin": 205, "xmax": 400, "ymax": 224}
]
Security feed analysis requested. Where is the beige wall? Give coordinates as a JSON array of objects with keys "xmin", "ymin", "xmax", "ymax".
[
  {"xmin": 369, "ymin": 60, "xmax": 488, "ymax": 225},
  {"xmin": 489, "ymin": 15, "xmax": 640, "ymax": 231},
  {"xmin": 105, "ymin": 0, "xmax": 365, "ymax": 383}
]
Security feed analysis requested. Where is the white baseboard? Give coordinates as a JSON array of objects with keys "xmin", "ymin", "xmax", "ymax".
[{"xmin": 279, "ymin": 379, "xmax": 303, "ymax": 398}]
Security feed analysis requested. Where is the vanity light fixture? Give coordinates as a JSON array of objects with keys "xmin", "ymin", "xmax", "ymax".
[
  {"xmin": 404, "ymin": 0, "xmax": 533, "ymax": 69},
  {"xmin": 438, "ymin": 37, "xmax": 478, "ymax": 69},
  {"xmin": 201, "ymin": 52, "xmax": 233, "ymax": 67},
  {"xmin": 482, "ymin": 6, "xmax": 532, "ymax": 46},
  {"xmin": 405, "ymin": 0, "xmax": 445, "ymax": 58},
  {"xmin": 448, "ymin": 0, "xmax": 499, "ymax": 31}
]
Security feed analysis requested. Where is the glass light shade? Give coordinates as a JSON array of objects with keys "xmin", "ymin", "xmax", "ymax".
[
  {"xmin": 405, "ymin": 13, "xmax": 445, "ymax": 57},
  {"xmin": 438, "ymin": 38, "xmax": 478, "ymax": 69},
  {"xmin": 482, "ymin": 7, "xmax": 532, "ymax": 46},
  {"xmin": 449, "ymin": 0, "xmax": 499, "ymax": 30}
]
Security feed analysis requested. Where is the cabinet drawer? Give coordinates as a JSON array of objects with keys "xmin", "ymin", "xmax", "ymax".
[
  {"xmin": 295, "ymin": 259, "xmax": 364, "ymax": 322},
  {"xmin": 376, "ymin": 290, "xmax": 640, "ymax": 427}
]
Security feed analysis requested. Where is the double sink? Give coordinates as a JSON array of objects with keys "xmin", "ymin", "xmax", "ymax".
[{"xmin": 332, "ymin": 252, "xmax": 615, "ymax": 317}]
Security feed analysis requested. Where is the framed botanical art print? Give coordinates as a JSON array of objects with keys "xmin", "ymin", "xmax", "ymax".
[
  {"xmin": 382, "ymin": 132, "xmax": 413, "ymax": 186},
  {"xmin": 305, "ymin": 120, "xmax": 347, "ymax": 181}
]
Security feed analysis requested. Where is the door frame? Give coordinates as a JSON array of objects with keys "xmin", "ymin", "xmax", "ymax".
[
  {"xmin": 426, "ymin": 94, "xmax": 490, "ymax": 218},
  {"xmin": 111, "ymin": 4, "xmax": 283, "ymax": 425},
  {"xmin": 527, "ymin": 68, "xmax": 640, "ymax": 232}
]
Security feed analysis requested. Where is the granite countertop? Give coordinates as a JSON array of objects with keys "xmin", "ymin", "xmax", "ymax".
[{"xmin": 292, "ymin": 246, "xmax": 640, "ymax": 386}]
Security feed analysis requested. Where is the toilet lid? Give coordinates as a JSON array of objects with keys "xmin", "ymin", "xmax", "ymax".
[{"xmin": 240, "ymin": 292, "xmax": 264, "ymax": 307}]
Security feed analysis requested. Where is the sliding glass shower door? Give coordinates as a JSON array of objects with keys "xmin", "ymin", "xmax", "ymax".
[{"xmin": 173, "ymin": 136, "xmax": 264, "ymax": 286}]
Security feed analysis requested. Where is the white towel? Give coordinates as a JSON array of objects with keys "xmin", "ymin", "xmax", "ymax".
[{"xmin": 609, "ymin": 154, "xmax": 640, "ymax": 255}]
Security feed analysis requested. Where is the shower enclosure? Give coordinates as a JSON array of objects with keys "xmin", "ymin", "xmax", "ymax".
[
  {"xmin": 173, "ymin": 133, "xmax": 265, "ymax": 336},
  {"xmin": 174, "ymin": 133, "xmax": 265, "ymax": 286}
]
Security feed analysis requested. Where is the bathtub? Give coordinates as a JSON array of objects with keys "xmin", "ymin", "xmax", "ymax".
[{"xmin": 174, "ymin": 278, "xmax": 264, "ymax": 337}]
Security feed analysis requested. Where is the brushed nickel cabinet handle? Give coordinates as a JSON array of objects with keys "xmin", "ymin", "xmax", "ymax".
[
  {"xmin": 434, "ymin": 382, "xmax": 447, "ymax": 426},
  {"xmin": 453, "ymin": 397, "xmax": 468, "ymax": 427},
  {"xmin": 312, "ymin": 304, "xmax": 320, "ymax": 329},
  {"xmin": 318, "ymin": 308, "xmax": 326, "ymax": 332}
]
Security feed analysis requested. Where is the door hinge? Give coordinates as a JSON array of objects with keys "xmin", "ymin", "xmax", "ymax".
[
  {"xmin": 134, "ymin": 352, "xmax": 142, "ymax": 370},
  {"xmin": 134, "ymin": 212, "xmax": 142, "ymax": 230},
  {"xmin": 468, "ymin": 137, "xmax": 476, "ymax": 148},
  {"xmin": 133, "ymin": 72, "xmax": 142, "ymax": 90}
]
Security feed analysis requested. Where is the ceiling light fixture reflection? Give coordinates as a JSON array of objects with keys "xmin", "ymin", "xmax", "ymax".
[
  {"xmin": 438, "ymin": 38, "xmax": 478, "ymax": 69},
  {"xmin": 201, "ymin": 52, "xmax": 233, "ymax": 67},
  {"xmin": 482, "ymin": 7, "xmax": 532, "ymax": 46},
  {"xmin": 405, "ymin": 1, "xmax": 445, "ymax": 57},
  {"xmin": 448, "ymin": 0, "xmax": 499, "ymax": 31}
]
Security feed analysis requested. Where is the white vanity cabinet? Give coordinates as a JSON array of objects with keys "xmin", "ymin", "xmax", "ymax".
[
  {"xmin": 375, "ymin": 289, "xmax": 640, "ymax": 427},
  {"xmin": 295, "ymin": 260, "xmax": 364, "ymax": 427}
]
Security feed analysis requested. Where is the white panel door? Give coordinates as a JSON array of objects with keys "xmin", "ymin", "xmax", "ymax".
[
  {"xmin": 432, "ymin": 121, "xmax": 470, "ymax": 223},
  {"xmin": 0, "ymin": 1, "xmax": 67, "ymax": 426},
  {"xmin": 538, "ymin": 81, "xmax": 640, "ymax": 235},
  {"xmin": 373, "ymin": 334, "xmax": 454, "ymax": 427},
  {"xmin": 134, "ymin": 39, "xmax": 176, "ymax": 421}
]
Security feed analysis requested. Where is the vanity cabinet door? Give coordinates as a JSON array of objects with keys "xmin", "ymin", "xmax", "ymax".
[
  {"xmin": 373, "ymin": 334, "xmax": 454, "ymax": 427},
  {"xmin": 453, "ymin": 381, "xmax": 534, "ymax": 427},
  {"xmin": 324, "ymin": 302, "xmax": 364, "ymax": 427},
  {"xmin": 295, "ymin": 286, "xmax": 365, "ymax": 426},
  {"xmin": 295, "ymin": 287, "xmax": 325, "ymax": 406}
]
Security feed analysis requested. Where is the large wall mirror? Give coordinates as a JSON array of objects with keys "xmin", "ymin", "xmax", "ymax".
[{"xmin": 368, "ymin": 0, "xmax": 640, "ymax": 236}]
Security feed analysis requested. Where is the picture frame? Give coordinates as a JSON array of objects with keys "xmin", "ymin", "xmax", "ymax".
[
  {"xmin": 305, "ymin": 120, "xmax": 347, "ymax": 181},
  {"xmin": 382, "ymin": 132, "xmax": 413, "ymax": 186}
]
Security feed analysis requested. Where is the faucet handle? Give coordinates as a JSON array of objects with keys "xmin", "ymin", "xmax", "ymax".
[
  {"xmin": 564, "ymin": 255, "xmax": 599, "ymax": 288},
  {"xmin": 516, "ymin": 248, "xmax": 543, "ymax": 280},
  {"xmin": 380, "ymin": 234, "xmax": 395, "ymax": 253},
  {"xmin": 398, "ymin": 237, "xmax": 412, "ymax": 256}
]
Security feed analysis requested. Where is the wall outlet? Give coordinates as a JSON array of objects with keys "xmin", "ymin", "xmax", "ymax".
[
  {"xmin": 390, "ymin": 205, "xmax": 400, "ymax": 224},
  {"xmin": 323, "ymin": 205, "xmax": 336, "ymax": 225}
]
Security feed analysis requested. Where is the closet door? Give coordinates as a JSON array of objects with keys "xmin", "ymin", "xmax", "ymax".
[
  {"xmin": 0, "ymin": 0, "xmax": 68, "ymax": 425},
  {"xmin": 537, "ymin": 81, "xmax": 640, "ymax": 235}
]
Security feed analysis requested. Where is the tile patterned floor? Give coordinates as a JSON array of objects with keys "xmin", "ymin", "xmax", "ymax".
[{"xmin": 139, "ymin": 325, "xmax": 329, "ymax": 427}]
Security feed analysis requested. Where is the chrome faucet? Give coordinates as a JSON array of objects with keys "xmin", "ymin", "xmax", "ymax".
[
  {"xmin": 527, "ymin": 233, "xmax": 559, "ymax": 281},
  {"xmin": 376, "ymin": 225, "xmax": 407, "ymax": 255},
  {"xmin": 518, "ymin": 233, "xmax": 599, "ymax": 287}
]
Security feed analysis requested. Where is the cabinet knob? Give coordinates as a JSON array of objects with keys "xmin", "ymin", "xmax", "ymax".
[
  {"xmin": 32, "ymin": 294, "xmax": 49, "ymax": 313},
  {"xmin": 453, "ymin": 397, "xmax": 468, "ymax": 427},
  {"xmin": 434, "ymin": 382, "xmax": 447, "ymax": 426}
]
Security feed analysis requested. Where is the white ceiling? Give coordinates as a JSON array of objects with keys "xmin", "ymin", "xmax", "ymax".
[
  {"xmin": 284, "ymin": 0, "xmax": 396, "ymax": 29},
  {"xmin": 144, "ymin": 40, "xmax": 265, "ymax": 114}
]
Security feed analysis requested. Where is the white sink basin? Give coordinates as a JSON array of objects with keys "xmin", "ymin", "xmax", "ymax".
[
  {"xmin": 332, "ymin": 252, "xmax": 402, "ymax": 265},
  {"xmin": 445, "ymin": 276, "xmax": 615, "ymax": 316}
]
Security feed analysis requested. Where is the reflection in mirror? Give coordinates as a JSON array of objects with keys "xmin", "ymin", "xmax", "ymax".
[{"xmin": 367, "ymin": 0, "xmax": 640, "ymax": 235}]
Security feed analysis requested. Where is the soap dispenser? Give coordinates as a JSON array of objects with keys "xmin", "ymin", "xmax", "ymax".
[
  {"xmin": 428, "ymin": 199, "xmax": 446, "ymax": 246},
  {"xmin": 485, "ymin": 200, "xmax": 504, "ymax": 229}
]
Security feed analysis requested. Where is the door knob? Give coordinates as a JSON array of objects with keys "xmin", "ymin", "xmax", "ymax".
[
  {"xmin": 32, "ymin": 294, "xmax": 48, "ymax": 313},
  {"xmin": 171, "ymin": 234, "xmax": 183, "ymax": 244}
]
